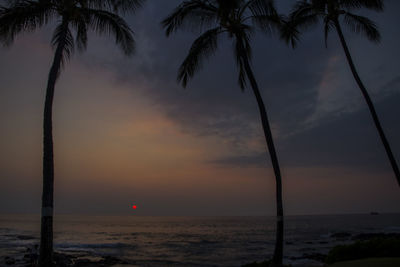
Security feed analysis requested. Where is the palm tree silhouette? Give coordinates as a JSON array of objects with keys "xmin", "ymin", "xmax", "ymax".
[
  {"xmin": 162, "ymin": 0, "xmax": 285, "ymax": 265},
  {"xmin": 282, "ymin": 0, "xmax": 400, "ymax": 186},
  {"xmin": 0, "ymin": 0, "xmax": 143, "ymax": 265}
]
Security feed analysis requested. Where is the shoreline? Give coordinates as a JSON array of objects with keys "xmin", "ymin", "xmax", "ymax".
[{"xmin": 2, "ymin": 233, "xmax": 399, "ymax": 266}]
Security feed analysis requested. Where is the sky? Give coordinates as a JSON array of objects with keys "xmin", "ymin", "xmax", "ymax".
[{"xmin": 0, "ymin": 0, "xmax": 399, "ymax": 216}]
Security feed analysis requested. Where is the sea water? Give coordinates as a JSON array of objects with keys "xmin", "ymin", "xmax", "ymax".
[{"xmin": 1, "ymin": 214, "xmax": 399, "ymax": 266}]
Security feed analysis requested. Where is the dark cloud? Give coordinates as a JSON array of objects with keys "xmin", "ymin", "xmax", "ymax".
[
  {"xmin": 75, "ymin": 0, "xmax": 400, "ymax": 170},
  {"xmin": 210, "ymin": 90, "xmax": 400, "ymax": 172}
]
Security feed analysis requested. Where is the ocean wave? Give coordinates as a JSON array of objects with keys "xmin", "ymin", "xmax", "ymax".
[
  {"xmin": 1, "ymin": 214, "xmax": 399, "ymax": 266},
  {"xmin": 56, "ymin": 242, "xmax": 135, "ymax": 249},
  {"xmin": 385, "ymin": 226, "xmax": 400, "ymax": 233}
]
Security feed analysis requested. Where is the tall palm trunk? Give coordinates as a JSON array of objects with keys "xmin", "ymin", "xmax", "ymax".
[
  {"xmin": 334, "ymin": 20, "xmax": 400, "ymax": 186},
  {"xmin": 238, "ymin": 40, "xmax": 284, "ymax": 266},
  {"xmin": 39, "ymin": 18, "xmax": 68, "ymax": 267}
]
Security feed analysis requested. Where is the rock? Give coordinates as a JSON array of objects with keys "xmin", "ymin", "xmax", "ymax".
[
  {"xmin": 16, "ymin": 235, "xmax": 35, "ymax": 240},
  {"xmin": 74, "ymin": 258, "xmax": 94, "ymax": 266},
  {"xmin": 4, "ymin": 256, "xmax": 15, "ymax": 265},
  {"xmin": 99, "ymin": 255, "xmax": 129, "ymax": 265},
  {"xmin": 352, "ymin": 232, "xmax": 400, "ymax": 241},
  {"xmin": 54, "ymin": 252, "xmax": 74, "ymax": 267},
  {"xmin": 289, "ymin": 252, "xmax": 327, "ymax": 263},
  {"xmin": 302, "ymin": 252, "xmax": 327, "ymax": 262},
  {"xmin": 10, "ymin": 250, "xmax": 135, "ymax": 267},
  {"xmin": 330, "ymin": 232, "xmax": 351, "ymax": 239}
]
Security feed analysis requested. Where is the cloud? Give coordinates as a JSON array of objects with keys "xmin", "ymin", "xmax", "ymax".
[
  {"xmin": 70, "ymin": 0, "xmax": 400, "ymax": 173},
  {"xmin": 211, "ymin": 90, "xmax": 400, "ymax": 172},
  {"xmin": 2, "ymin": 0, "xmax": 400, "ymax": 215},
  {"xmin": 209, "ymin": 152, "xmax": 269, "ymax": 168}
]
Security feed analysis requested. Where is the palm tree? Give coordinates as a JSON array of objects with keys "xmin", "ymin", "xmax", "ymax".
[
  {"xmin": 0, "ymin": 0, "xmax": 143, "ymax": 265},
  {"xmin": 282, "ymin": 0, "xmax": 400, "ymax": 186},
  {"xmin": 162, "ymin": 0, "xmax": 285, "ymax": 265}
]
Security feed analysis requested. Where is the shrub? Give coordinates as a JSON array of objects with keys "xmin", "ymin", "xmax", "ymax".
[{"xmin": 326, "ymin": 237, "xmax": 400, "ymax": 264}]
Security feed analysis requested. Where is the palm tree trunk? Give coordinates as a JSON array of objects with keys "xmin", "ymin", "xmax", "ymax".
[
  {"xmin": 39, "ymin": 18, "xmax": 68, "ymax": 267},
  {"xmin": 334, "ymin": 20, "xmax": 400, "ymax": 186},
  {"xmin": 238, "ymin": 40, "xmax": 284, "ymax": 266}
]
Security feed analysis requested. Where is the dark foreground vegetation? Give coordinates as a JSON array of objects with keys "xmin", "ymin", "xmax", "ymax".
[
  {"xmin": 326, "ymin": 234, "xmax": 400, "ymax": 264},
  {"xmin": 243, "ymin": 233, "xmax": 400, "ymax": 267}
]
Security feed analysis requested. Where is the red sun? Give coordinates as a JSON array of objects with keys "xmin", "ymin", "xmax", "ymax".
[{"xmin": 132, "ymin": 205, "xmax": 137, "ymax": 209}]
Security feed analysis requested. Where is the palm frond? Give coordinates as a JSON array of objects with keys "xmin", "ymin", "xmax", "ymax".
[
  {"xmin": 73, "ymin": 0, "xmax": 144, "ymax": 13},
  {"xmin": 70, "ymin": 14, "xmax": 89, "ymax": 52},
  {"xmin": 51, "ymin": 22, "xmax": 74, "ymax": 69},
  {"xmin": 281, "ymin": 12, "xmax": 320, "ymax": 48},
  {"xmin": 340, "ymin": 0, "xmax": 383, "ymax": 11},
  {"xmin": 236, "ymin": 55, "xmax": 247, "ymax": 89},
  {"xmin": 343, "ymin": 12, "xmax": 380, "ymax": 42},
  {"xmin": 241, "ymin": 27, "xmax": 253, "ymax": 60},
  {"xmin": 109, "ymin": 0, "xmax": 146, "ymax": 14},
  {"xmin": 323, "ymin": 16, "xmax": 334, "ymax": 47},
  {"xmin": 217, "ymin": 0, "xmax": 240, "ymax": 19},
  {"xmin": 287, "ymin": 0, "xmax": 322, "ymax": 31},
  {"xmin": 310, "ymin": 0, "xmax": 328, "ymax": 11},
  {"xmin": 247, "ymin": 0, "xmax": 282, "ymax": 35},
  {"xmin": 251, "ymin": 14, "xmax": 282, "ymax": 35},
  {"xmin": 162, "ymin": 0, "xmax": 218, "ymax": 36},
  {"xmin": 234, "ymin": 32, "xmax": 252, "ymax": 90},
  {"xmin": 245, "ymin": 0, "xmax": 276, "ymax": 17},
  {"xmin": 279, "ymin": 0, "xmax": 325, "ymax": 48},
  {"xmin": 0, "ymin": 0, "xmax": 54, "ymax": 45},
  {"xmin": 86, "ymin": 8, "xmax": 135, "ymax": 55},
  {"xmin": 290, "ymin": 0, "xmax": 319, "ymax": 19},
  {"xmin": 178, "ymin": 27, "xmax": 221, "ymax": 87},
  {"xmin": 279, "ymin": 18, "xmax": 300, "ymax": 48}
]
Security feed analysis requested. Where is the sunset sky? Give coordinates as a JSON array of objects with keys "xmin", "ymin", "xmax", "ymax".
[{"xmin": 0, "ymin": 0, "xmax": 399, "ymax": 216}]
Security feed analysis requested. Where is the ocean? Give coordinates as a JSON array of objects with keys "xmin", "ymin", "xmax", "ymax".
[{"xmin": 1, "ymin": 214, "xmax": 399, "ymax": 266}]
